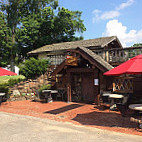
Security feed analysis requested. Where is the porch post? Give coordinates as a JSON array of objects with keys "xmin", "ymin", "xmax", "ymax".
[
  {"xmin": 106, "ymin": 51, "xmax": 109, "ymax": 62},
  {"xmin": 67, "ymin": 83, "xmax": 71, "ymax": 102},
  {"xmin": 67, "ymin": 71, "xmax": 72, "ymax": 102}
]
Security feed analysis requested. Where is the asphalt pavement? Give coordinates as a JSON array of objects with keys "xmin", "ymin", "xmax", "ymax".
[{"xmin": 0, "ymin": 112, "xmax": 141, "ymax": 142}]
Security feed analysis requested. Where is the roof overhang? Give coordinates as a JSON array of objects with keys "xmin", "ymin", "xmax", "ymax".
[{"xmin": 28, "ymin": 36, "xmax": 123, "ymax": 55}]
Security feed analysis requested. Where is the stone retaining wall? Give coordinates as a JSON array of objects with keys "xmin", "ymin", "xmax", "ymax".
[{"xmin": 9, "ymin": 73, "xmax": 49, "ymax": 96}]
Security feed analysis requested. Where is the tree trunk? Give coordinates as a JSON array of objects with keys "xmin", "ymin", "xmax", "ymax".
[{"xmin": 11, "ymin": 28, "xmax": 16, "ymax": 72}]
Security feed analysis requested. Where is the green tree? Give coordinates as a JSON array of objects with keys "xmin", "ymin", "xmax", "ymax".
[
  {"xmin": 0, "ymin": 0, "xmax": 86, "ymax": 64},
  {"xmin": 0, "ymin": 11, "xmax": 12, "ymax": 66},
  {"xmin": 19, "ymin": 58, "xmax": 49, "ymax": 79},
  {"xmin": 132, "ymin": 43, "xmax": 142, "ymax": 47},
  {"xmin": 53, "ymin": 7, "xmax": 85, "ymax": 42},
  {"xmin": 17, "ymin": 7, "xmax": 86, "ymax": 61},
  {"xmin": 0, "ymin": 0, "xmax": 58, "ymax": 66},
  {"xmin": 1, "ymin": 0, "xmax": 23, "ymax": 70}
]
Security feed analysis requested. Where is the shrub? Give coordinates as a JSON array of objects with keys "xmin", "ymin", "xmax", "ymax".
[
  {"xmin": 38, "ymin": 84, "xmax": 51, "ymax": 95},
  {"xmin": 0, "ymin": 83, "xmax": 10, "ymax": 99},
  {"xmin": 8, "ymin": 78, "xmax": 24, "ymax": 86},
  {"xmin": 0, "ymin": 75, "xmax": 25, "ymax": 84},
  {"xmin": 0, "ymin": 84, "xmax": 9, "ymax": 93},
  {"xmin": 0, "ymin": 77, "xmax": 25, "ymax": 100},
  {"xmin": 19, "ymin": 58, "xmax": 49, "ymax": 79}
]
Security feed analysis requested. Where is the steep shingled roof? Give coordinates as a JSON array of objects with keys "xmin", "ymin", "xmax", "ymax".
[{"xmin": 28, "ymin": 36, "xmax": 122, "ymax": 54}]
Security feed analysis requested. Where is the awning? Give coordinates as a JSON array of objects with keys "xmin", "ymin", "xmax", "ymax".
[
  {"xmin": 104, "ymin": 54, "xmax": 142, "ymax": 76},
  {"xmin": 0, "ymin": 67, "xmax": 17, "ymax": 76}
]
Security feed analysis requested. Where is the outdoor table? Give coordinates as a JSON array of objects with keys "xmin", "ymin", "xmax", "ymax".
[
  {"xmin": 42, "ymin": 90, "xmax": 58, "ymax": 102},
  {"xmin": 50, "ymin": 90, "xmax": 58, "ymax": 94},
  {"xmin": 129, "ymin": 104, "xmax": 142, "ymax": 111},
  {"xmin": 49, "ymin": 90, "xmax": 58, "ymax": 100},
  {"xmin": 109, "ymin": 94, "xmax": 124, "ymax": 110},
  {"xmin": 101, "ymin": 92, "xmax": 112, "ymax": 105},
  {"xmin": 129, "ymin": 104, "xmax": 142, "ymax": 128},
  {"xmin": 42, "ymin": 90, "xmax": 52, "ymax": 103},
  {"xmin": 102, "ymin": 93, "xmax": 111, "ymax": 96},
  {"xmin": 0, "ymin": 93, "xmax": 6, "ymax": 104}
]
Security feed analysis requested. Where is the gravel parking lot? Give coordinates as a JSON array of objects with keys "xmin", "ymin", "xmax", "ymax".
[{"xmin": 0, "ymin": 112, "xmax": 142, "ymax": 142}]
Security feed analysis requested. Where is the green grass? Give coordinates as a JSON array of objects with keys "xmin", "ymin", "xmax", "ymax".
[{"xmin": 0, "ymin": 75, "xmax": 25, "ymax": 84}]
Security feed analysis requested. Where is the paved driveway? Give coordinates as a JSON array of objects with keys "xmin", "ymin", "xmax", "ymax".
[{"xmin": 0, "ymin": 112, "xmax": 141, "ymax": 142}]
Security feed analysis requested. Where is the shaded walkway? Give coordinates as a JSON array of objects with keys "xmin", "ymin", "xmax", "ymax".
[
  {"xmin": 44, "ymin": 104, "xmax": 84, "ymax": 114},
  {"xmin": 72, "ymin": 111, "xmax": 136, "ymax": 128}
]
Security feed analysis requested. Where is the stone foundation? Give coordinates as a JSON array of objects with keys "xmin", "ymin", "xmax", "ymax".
[{"xmin": 9, "ymin": 73, "xmax": 50, "ymax": 97}]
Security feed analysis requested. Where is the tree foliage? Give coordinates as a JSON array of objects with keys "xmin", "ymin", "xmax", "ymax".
[
  {"xmin": 19, "ymin": 58, "xmax": 49, "ymax": 78},
  {"xmin": 16, "ymin": 7, "xmax": 86, "ymax": 62},
  {"xmin": 0, "ymin": 0, "xmax": 86, "ymax": 66},
  {"xmin": 0, "ymin": 0, "xmax": 59, "ymax": 65},
  {"xmin": 132, "ymin": 43, "xmax": 142, "ymax": 47},
  {"xmin": 0, "ymin": 11, "xmax": 12, "ymax": 66}
]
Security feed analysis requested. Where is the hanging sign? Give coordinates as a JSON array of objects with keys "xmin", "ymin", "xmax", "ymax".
[{"xmin": 66, "ymin": 55, "xmax": 78, "ymax": 66}]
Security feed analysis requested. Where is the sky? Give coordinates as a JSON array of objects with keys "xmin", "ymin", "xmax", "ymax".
[{"xmin": 59, "ymin": 0, "xmax": 142, "ymax": 47}]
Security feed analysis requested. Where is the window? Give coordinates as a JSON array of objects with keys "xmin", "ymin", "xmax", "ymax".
[{"xmin": 49, "ymin": 54, "xmax": 66, "ymax": 65}]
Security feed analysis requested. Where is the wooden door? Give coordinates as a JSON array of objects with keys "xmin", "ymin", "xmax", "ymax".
[
  {"xmin": 71, "ymin": 73, "xmax": 82, "ymax": 102},
  {"xmin": 82, "ymin": 73, "xmax": 95, "ymax": 103}
]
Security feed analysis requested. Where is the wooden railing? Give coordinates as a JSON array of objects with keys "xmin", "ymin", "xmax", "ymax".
[
  {"xmin": 113, "ymin": 77, "xmax": 134, "ymax": 93},
  {"xmin": 93, "ymin": 47, "xmax": 142, "ymax": 65}
]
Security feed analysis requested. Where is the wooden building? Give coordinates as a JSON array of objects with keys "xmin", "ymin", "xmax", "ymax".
[
  {"xmin": 28, "ymin": 36, "xmax": 122, "ymax": 66},
  {"xmin": 52, "ymin": 47, "xmax": 113, "ymax": 103},
  {"xmin": 28, "ymin": 36, "xmax": 124, "ymax": 103}
]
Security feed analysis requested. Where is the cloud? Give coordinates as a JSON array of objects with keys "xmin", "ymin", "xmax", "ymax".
[
  {"xmin": 92, "ymin": 0, "xmax": 134, "ymax": 22},
  {"xmin": 103, "ymin": 20, "xmax": 142, "ymax": 47},
  {"xmin": 116, "ymin": 0, "xmax": 134, "ymax": 10},
  {"xmin": 92, "ymin": 9, "xmax": 101, "ymax": 14},
  {"xmin": 100, "ymin": 11, "xmax": 120, "ymax": 20}
]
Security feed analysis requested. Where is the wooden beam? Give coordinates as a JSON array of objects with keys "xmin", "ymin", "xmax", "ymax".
[
  {"xmin": 51, "ymin": 61, "xmax": 66, "ymax": 76},
  {"xmin": 67, "ymin": 72, "xmax": 72, "ymax": 102},
  {"xmin": 67, "ymin": 68, "xmax": 94, "ymax": 73}
]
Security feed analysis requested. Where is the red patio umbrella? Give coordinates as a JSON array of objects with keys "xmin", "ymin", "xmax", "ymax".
[
  {"xmin": 0, "ymin": 67, "xmax": 17, "ymax": 76},
  {"xmin": 104, "ymin": 54, "xmax": 142, "ymax": 76}
]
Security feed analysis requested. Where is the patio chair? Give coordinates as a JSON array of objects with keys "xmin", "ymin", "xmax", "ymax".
[
  {"xmin": 117, "ymin": 103, "xmax": 142, "ymax": 129},
  {"xmin": 99, "ymin": 90, "xmax": 111, "ymax": 109},
  {"xmin": 115, "ymin": 94, "xmax": 131, "ymax": 125},
  {"xmin": 116, "ymin": 95, "xmax": 139, "ymax": 127},
  {"xmin": 116, "ymin": 103, "xmax": 129, "ymax": 126},
  {"xmin": 100, "ymin": 91, "xmax": 111, "ymax": 104}
]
